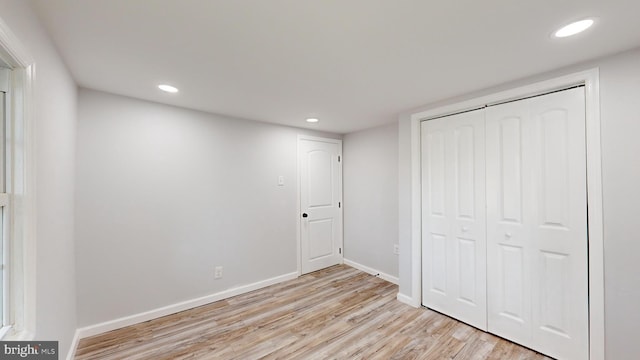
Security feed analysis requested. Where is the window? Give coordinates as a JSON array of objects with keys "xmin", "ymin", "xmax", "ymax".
[
  {"xmin": 0, "ymin": 68, "xmax": 10, "ymax": 337},
  {"xmin": 0, "ymin": 64, "xmax": 31, "ymax": 339},
  {"xmin": 0, "ymin": 20, "xmax": 37, "ymax": 340}
]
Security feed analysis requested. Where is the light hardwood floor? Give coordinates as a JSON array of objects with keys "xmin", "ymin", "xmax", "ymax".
[{"xmin": 75, "ymin": 265, "xmax": 552, "ymax": 360}]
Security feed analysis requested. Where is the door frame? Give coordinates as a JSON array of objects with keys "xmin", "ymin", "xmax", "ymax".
[
  {"xmin": 296, "ymin": 135, "xmax": 344, "ymax": 276},
  {"xmin": 406, "ymin": 68, "xmax": 604, "ymax": 359}
]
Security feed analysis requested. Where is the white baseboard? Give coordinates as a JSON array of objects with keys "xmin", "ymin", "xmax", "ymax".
[
  {"xmin": 396, "ymin": 292, "xmax": 421, "ymax": 308},
  {"xmin": 66, "ymin": 329, "xmax": 81, "ymax": 360},
  {"xmin": 76, "ymin": 272, "xmax": 298, "ymax": 339},
  {"xmin": 343, "ymin": 259, "xmax": 399, "ymax": 285}
]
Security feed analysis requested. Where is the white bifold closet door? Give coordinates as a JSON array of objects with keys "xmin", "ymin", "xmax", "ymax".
[
  {"xmin": 421, "ymin": 109, "xmax": 487, "ymax": 330},
  {"xmin": 485, "ymin": 87, "xmax": 588, "ymax": 360},
  {"xmin": 421, "ymin": 87, "xmax": 589, "ymax": 360}
]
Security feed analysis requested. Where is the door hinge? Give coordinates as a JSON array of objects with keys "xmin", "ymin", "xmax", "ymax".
[
  {"xmin": 338, "ymin": 201, "xmax": 341, "ymax": 208},
  {"xmin": 338, "ymin": 155, "xmax": 341, "ymax": 162},
  {"xmin": 339, "ymin": 248, "xmax": 342, "ymax": 254},
  {"xmin": 0, "ymin": 68, "xmax": 9, "ymax": 93}
]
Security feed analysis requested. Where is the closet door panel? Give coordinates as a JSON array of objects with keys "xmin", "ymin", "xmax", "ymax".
[
  {"xmin": 421, "ymin": 110, "xmax": 487, "ymax": 330},
  {"xmin": 422, "ymin": 122, "xmax": 450, "ymax": 303},
  {"xmin": 487, "ymin": 87, "xmax": 588, "ymax": 360},
  {"xmin": 529, "ymin": 87, "xmax": 588, "ymax": 360},
  {"xmin": 450, "ymin": 117, "xmax": 487, "ymax": 328},
  {"xmin": 486, "ymin": 102, "xmax": 532, "ymax": 345}
]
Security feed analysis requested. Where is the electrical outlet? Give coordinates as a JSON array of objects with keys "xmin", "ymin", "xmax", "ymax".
[
  {"xmin": 214, "ymin": 266, "xmax": 223, "ymax": 279},
  {"xmin": 393, "ymin": 244, "xmax": 400, "ymax": 255}
]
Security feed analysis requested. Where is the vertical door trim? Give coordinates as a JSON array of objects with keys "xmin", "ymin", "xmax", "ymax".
[
  {"xmin": 407, "ymin": 68, "xmax": 604, "ymax": 360},
  {"xmin": 296, "ymin": 135, "xmax": 343, "ymax": 276}
]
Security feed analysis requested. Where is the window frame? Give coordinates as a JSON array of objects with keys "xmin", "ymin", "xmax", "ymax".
[{"xmin": 0, "ymin": 17, "xmax": 37, "ymax": 340}]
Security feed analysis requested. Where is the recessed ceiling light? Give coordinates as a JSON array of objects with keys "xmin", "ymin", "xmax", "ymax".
[
  {"xmin": 306, "ymin": 118, "xmax": 319, "ymax": 123},
  {"xmin": 158, "ymin": 84, "xmax": 179, "ymax": 93},
  {"xmin": 554, "ymin": 19, "xmax": 594, "ymax": 38}
]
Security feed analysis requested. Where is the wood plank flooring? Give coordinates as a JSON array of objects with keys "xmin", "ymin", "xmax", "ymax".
[{"xmin": 75, "ymin": 265, "xmax": 552, "ymax": 360}]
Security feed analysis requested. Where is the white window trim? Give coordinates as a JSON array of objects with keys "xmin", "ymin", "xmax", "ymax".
[
  {"xmin": 0, "ymin": 324, "xmax": 11, "ymax": 339},
  {"xmin": 404, "ymin": 68, "xmax": 604, "ymax": 360},
  {"xmin": 0, "ymin": 15, "xmax": 37, "ymax": 340}
]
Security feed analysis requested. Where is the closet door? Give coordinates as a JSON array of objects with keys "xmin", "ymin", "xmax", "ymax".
[
  {"xmin": 486, "ymin": 87, "xmax": 588, "ymax": 360},
  {"xmin": 421, "ymin": 109, "xmax": 487, "ymax": 330}
]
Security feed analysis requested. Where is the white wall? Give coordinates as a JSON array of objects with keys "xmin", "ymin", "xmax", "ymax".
[
  {"xmin": 75, "ymin": 88, "xmax": 340, "ymax": 327},
  {"xmin": 0, "ymin": 0, "xmax": 77, "ymax": 357},
  {"xmin": 597, "ymin": 48, "xmax": 640, "ymax": 360},
  {"xmin": 398, "ymin": 47, "xmax": 640, "ymax": 359},
  {"xmin": 397, "ymin": 115, "xmax": 414, "ymax": 296},
  {"xmin": 343, "ymin": 123, "xmax": 398, "ymax": 279}
]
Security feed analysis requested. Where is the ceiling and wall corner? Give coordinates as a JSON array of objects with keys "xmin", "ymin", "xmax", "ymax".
[{"xmin": 30, "ymin": 0, "xmax": 640, "ymax": 134}]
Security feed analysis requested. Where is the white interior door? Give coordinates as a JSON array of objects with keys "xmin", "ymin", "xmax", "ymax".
[
  {"xmin": 486, "ymin": 87, "xmax": 589, "ymax": 359},
  {"xmin": 299, "ymin": 137, "xmax": 343, "ymax": 275},
  {"xmin": 421, "ymin": 109, "xmax": 487, "ymax": 330}
]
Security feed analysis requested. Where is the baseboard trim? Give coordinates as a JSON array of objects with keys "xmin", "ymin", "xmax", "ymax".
[
  {"xmin": 396, "ymin": 292, "xmax": 421, "ymax": 308},
  {"xmin": 76, "ymin": 272, "xmax": 298, "ymax": 339},
  {"xmin": 343, "ymin": 259, "xmax": 399, "ymax": 285},
  {"xmin": 66, "ymin": 329, "xmax": 81, "ymax": 360}
]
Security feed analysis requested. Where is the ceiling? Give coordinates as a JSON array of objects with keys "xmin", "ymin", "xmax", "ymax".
[{"xmin": 31, "ymin": 0, "xmax": 640, "ymax": 134}]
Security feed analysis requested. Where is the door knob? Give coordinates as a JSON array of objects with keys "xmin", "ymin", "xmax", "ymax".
[
  {"xmin": 302, "ymin": 213, "xmax": 308, "ymax": 218},
  {"xmin": 505, "ymin": 232, "xmax": 512, "ymax": 238},
  {"xmin": 461, "ymin": 226, "xmax": 469, "ymax": 232}
]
